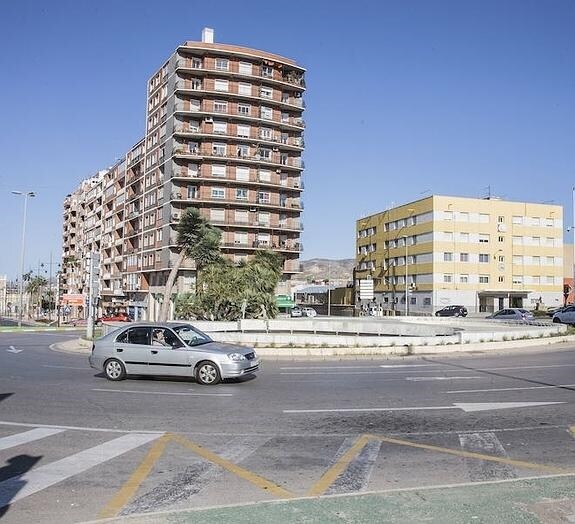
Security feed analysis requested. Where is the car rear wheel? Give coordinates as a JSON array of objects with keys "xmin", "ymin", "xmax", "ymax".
[
  {"xmin": 196, "ymin": 361, "xmax": 221, "ymax": 385},
  {"xmin": 104, "ymin": 359, "xmax": 126, "ymax": 381},
  {"xmin": 552, "ymin": 317, "xmax": 562, "ymax": 323}
]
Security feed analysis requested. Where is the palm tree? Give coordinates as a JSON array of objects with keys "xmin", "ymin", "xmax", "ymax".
[{"xmin": 158, "ymin": 208, "xmax": 222, "ymax": 321}]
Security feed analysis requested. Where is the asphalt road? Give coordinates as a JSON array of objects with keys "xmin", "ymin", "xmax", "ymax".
[{"xmin": 0, "ymin": 331, "xmax": 574, "ymax": 523}]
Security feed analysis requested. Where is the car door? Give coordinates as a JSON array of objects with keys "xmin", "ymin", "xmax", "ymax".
[
  {"xmin": 147, "ymin": 327, "xmax": 193, "ymax": 377},
  {"xmin": 114, "ymin": 327, "xmax": 153, "ymax": 375}
]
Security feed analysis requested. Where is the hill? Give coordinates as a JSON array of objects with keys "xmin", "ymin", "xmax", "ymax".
[{"xmin": 299, "ymin": 258, "xmax": 355, "ymax": 283}]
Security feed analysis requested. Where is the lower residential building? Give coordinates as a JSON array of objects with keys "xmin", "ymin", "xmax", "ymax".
[{"xmin": 355, "ymin": 195, "xmax": 564, "ymax": 314}]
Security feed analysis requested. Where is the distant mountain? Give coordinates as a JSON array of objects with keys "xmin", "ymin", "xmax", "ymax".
[{"xmin": 299, "ymin": 258, "xmax": 355, "ymax": 283}]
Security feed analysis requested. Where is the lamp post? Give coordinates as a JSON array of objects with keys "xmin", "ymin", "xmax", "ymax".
[
  {"xmin": 12, "ymin": 190, "xmax": 36, "ymax": 328},
  {"xmin": 403, "ymin": 235, "xmax": 408, "ymax": 316}
]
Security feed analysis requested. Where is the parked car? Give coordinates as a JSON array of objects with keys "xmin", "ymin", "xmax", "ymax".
[
  {"xmin": 547, "ymin": 306, "xmax": 568, "ymax": 317},
  {"xmin": 302, "ymin": 307, "xmax": 317, "ymax": 318},
  {"xmin": 96, "ymin": 312, "xmax": 131, "ymax": 325},
  {"xmin": 486, "ymin": 308, "xmax": 534, "ymax": 322},
  {"xmin": 552, "ymin": 305, "xmax": 575, "ymax": 325},
  {"xmin": 290, "ymin": 306, "xmax": 303, "ymax": 317},
  {"xmin": 435, "ymin": 305, "xmax": 468, "ymax": 317},
  {"xmin": 89, "ymin": 322, "xmax": 260, "ymax": 385},
  {"xmin": 63, "ymin": 318, "xmax": 87, "ymax": 327}
]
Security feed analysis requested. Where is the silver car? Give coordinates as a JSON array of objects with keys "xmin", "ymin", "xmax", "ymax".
[
  {"xmin": 89, "ymin": 323, "xmax": 260, "ymax": 385},
  {"xmin": 486, "ymin": 308, "xmax": 534, "ymax": 322},
  {"xmin": 552, "ymin": 305, "xmax": 575, "ymax": 325}
]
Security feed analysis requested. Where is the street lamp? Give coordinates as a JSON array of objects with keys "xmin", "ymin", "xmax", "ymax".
[
  {"xmin": 403, "ymin": 235, "xmax": 408, "ymax": 316},
  {"xmin": 12, "ymin": 190, "xmax": 36, "ymax": 327}
]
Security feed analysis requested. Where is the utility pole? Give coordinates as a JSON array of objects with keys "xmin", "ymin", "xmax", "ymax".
[{"xmin": 327, "ymin": 260, "xmax": 331, "ymax": 316}]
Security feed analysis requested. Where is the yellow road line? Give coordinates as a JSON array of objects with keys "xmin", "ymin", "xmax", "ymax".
[
  {"xmin": 170, "ymin": 433, "xmax": 294, "ymax": 499},
  {"xmin": 307, "ymin": 434, "xmax": 372, "ymax": 497},
  {"xmin": 99, "ymin": 433, "xmax": 170, "ymax": 519},
  {"xmin": 369, "ymin": 434, "xmax": 571, "ymax": 475}
]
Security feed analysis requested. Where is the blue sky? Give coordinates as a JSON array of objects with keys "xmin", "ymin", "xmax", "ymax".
[{"xmin": 1, "ymin": 0, "xmax": 574, "ymax": 279}]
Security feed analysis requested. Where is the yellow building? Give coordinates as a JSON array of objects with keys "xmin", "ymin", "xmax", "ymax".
[{"xmin": 356, "ymin": 195, "xmax": 563, "ymax": 314}]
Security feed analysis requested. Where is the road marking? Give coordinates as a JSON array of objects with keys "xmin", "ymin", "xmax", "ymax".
[
  {"xmin": 279, "ymin": 364, "xmax": 435, "ymax": 370},
  {"xmin": 0, "ymin": 428, "xmax": 65, "ymax": 451},
  {"xmin": 369, "ymin": 433, "xmax": 571, "ymax": 475},
  {"xmin": 6, "ymin": 346, "xmax": 22, "ymax": 354},
  {"xmin": 284, "ymin": 401, "xmax": 565, "ymax": 414},
  {"xmin": 92, "ymin": 388, "xmax": 233, "ymax": 397},
  {"xmin": 99, "ymin": 434, "xmax": 171, "ymax": 518},
  {"xmin": 0, "ymin": 432, "xmax": 162, "ymax": 510},
  {"xmin": 405, "ymin": 376, "xmax": 482, "ymax": 381},
  {"xmin": 170, "ymin": 433, "xmax": 294, "ymax": 499},
  {"xmin": 447, "ymin": 384, "xmax": 575, "ymax": 394},
  {"xmin": 308, "ymin": 434, "xmax": 372, "ymax": 496},
  {"xmin": 459, "ymin": 432, "xmax": 516, "ymax": 481},
  {"xmin": 0, "ymin": 420, "xmax": 164, "ymax": 434}
]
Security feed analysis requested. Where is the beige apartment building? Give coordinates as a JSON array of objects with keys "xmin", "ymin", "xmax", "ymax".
[
  {"xmin": 356, "ymin": 195, "xmax": 564, "ymax": 314},
  {"xmin": 61, "ymin": 28, "xmax": 305, "ymax": 319}
]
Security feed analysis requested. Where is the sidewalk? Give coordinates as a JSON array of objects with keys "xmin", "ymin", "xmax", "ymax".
[{"xmin": 84, "ymin": 474, "xmax": 575, "ymax": 523}]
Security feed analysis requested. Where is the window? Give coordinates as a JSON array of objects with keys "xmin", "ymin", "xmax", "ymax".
[
  {"xmin": 532, "ymin": 256, "xmax": 540, "ymax": 265},
  {"xmin": 545, "ymin": 217, "xmax": 554, "ymax": 227},
  {"xmin": 258, "ymin": 211, "xmax": 270, "ymax": 225},
  {"xmin": 258, "ymin": 169, "xmax": 271, "ymax": 182},
  {"xmin": 235, "ymin": 188, "xmax": 248, "ymax": 201},
  {"xmin": 260, "ymin": 127, "xmax": 273, "ymax": 140},
  {"xmin": 235, "ymin": 210, "xmax": 249, "ymax": 224},
  {"xmin": 215, "ymin": 58, "xmax": 229, "ymax": 71},
  {"xmin": 444, "ymin": 231, "xmax": 454, "ymax": 241},
  {"xmin": 238, "ymin": 83, "xmax": 251, "ymax": 96},
  {"xmin": 444, "ymin": 211, "xmax": 453, "ymax": 221},
  {"xmin": 498, "ymin": 276, "xmax": 504, "ymax": 283},
  {"xmin": 459, "ymin": 232, "xmax": 469, "ymax": 242},
  {"xmin": 117, "ymin": 327, "xmax": 150, "ymax": 345},
  {"xmin": 546, "ymin": 275, "xmax": 554, "ymax": 285},
  {"xmin": 236, "ymin": 166, "xmax": 250, "ymax": 181},
  {"xmin": 258, "ymin": 148, "xmax": 272, "ymax": 161},
  {"xmin": 211, "ymin": 164, "xmax": 226, "ymax": 177},
  {"xmin": 479, "ymin": 234, "xmax": 490, "ymax": 243},
  {"xmin": 234, "ymin": 232, "xmax": 248, "ymax": 245},
  {"xmin": 211, "ymin": 187, "xmax": 225, "ymax": 199},
  {"xmin": 498, "ymin": 236, "xmax": 504, "ymax": 243},
  {"xmin": 512, "ymin": 275, "xmax": 523, "ymax": 285},
  {"xmin": 479, "ymin": 275, "xmax": 489, "ymax": 284},
  {"xmin": 210, "ymin": 208, "xmax": 225, "ymax": 222},
  {"xmin": 513, "ymin": 255, "xmax": 523, "ymax": 264},
  {"xmin": 443, "ymin": 274, "xmax": 453, "ymax": 283},
  {"xmin": 512, "ymin": 216, "xmax": 523, "ymax": 225},
  {"xmin": 214, "ymin": 100, "xmax": 228, "ymax": 113},
  {"xmin": 459, "ymin": 212, "xmax": 469, "ymax": 222},
  {"xmin": 214, "ymin": 79, "xmax": 229, "ymax": 92},
  {"xmin": 498, "ymin": 216, "xmax": 505, "ymax": 223},
  {"xmin": 512, "ymin": 236, "xmax": 523, "ymax": 245},
  {"xmin": 531, "ymin": 217, "xmax": 541, "ymax": 226},
  {"xmin": 546, "ymin": 256, "xmax": 555, "ymax": 265},
  {"xmin": 479, "ymin": 213, "xmax": 490, "ymax": 223},
  {"xmin": 261, "ymin": 65, "xmax": 273, "ymax": 78},
  {"xmin": 459, "ymin": 274, "xmax": 469, "ymax": 283},
  {"xmin": 460, "ymin": 253, "xmax": 469, "ymax": 262},
  {"xmin": 237, "ymin": 124, "xmax": 250, "ymax": 138},
  {"xmin": 532, "ymin": 276, "xmax": 540, "ymax": 285},
  {"xmin": 424, "ymin": 298, "xmax": 431, "ymax": 306},
  {"xmin": 212, "ymin": 143, "xmax": 226, "ymax": 156},
  {"xmin": 479, "ymin": 253, "xmax": 490, "ymax": 263},
  {"xmin": 260, "ymin": 86, "xmax": 273, "ymax": 99},
  {"xmin": 213, "ymin": 121, "xmax": 227, "ymax": 134},
  {"xmin": 239, "ymin": 61, "xmax": 252, "ymax": 75},
  {"xmin": 257, "ymin": 191, "xmax": 270, "ymax": 204},
  {"xmin": 257, "ymin": 232, "xmax": 270, "ymax": 246},
  {"xmin": 444, "ymin": 252, "xmax": 453, "ymax": 262},
  {"xmin": 260, "ymin": 106, "xmax": 273, "ymax": 120},
  {"xmin": 238, "ymin": 103, "xmax": 250, "ymax": 115}
]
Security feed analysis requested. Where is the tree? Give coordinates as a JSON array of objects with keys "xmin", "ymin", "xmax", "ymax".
[{"xmin": 158, "ymin": 208, "xmax": 222, "ymax": 321}]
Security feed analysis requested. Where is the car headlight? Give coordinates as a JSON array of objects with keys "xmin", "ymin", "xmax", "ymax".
[{"xmin": 228, "ymin": 353, "xmax": 246, "ymax": 361}]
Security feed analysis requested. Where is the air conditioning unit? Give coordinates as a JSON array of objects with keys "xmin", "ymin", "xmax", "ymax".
[
  {"xmin": 249, "ymin": 207, "xmax": 257, "ymax": 212},
  {"xmin": 204, "ymin": 116, "xmax": 213, "ymax": 123}
]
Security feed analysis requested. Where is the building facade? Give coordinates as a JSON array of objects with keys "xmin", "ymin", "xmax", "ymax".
[
  {"xmin": 356, "ymin": 195, "xmax": 564, "ymax": 314},
  {"xmin": 61, "ymin": 29, "xmax": 306, "ymax": 320}
]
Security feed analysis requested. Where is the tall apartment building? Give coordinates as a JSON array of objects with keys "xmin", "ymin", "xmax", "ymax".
[
  {"xmin": 356, "ymin": 195, "xmax": 564, "ymax": 314},
  {"xmin": 61, "ymin": 29, "xmax": 306, "ymax": 319}
]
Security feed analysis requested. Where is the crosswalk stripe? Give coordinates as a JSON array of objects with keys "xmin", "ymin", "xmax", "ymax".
[
  {"xmin": 459, "ymin": 432, "xmax": 516, "ymax": 481},
  {"xmin": 0, "ymin": 428, "xmax": 64, "ymax": 451},
  {"xmin": 0, "ymin": 432, "xmax": 162, "ymax": 509}
]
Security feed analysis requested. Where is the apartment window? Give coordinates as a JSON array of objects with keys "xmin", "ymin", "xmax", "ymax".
[
  {"xmin": 459, "ymin": 274, "xmax": 469, "ymax": 283},
  {"xmin": 479, "ymin": 275, "xmax": 489, "ymax": 284},
  {"xmin": 235, "ymin": 210, "xmax": 249, "ymax": 224},
  {"xmin": 444, "ymin": 232, "xmax": 454, "ymax": 241},
  {"xmin": 211, "ymin": 164, "xmax": 226, "ymax": 177},
  {"xmin": 546, "ymin": 237, "xmax": 555, "ymax": 247},
  {"xmin": 234, "ymin": 232, "xmax": 248, "ymax": 245},
  {"xmin": 546, "ymin": 275, "xmax": 554, "ymax": 284},
  {"xmin": 424, "ymin": 298, "xmax": 432, "ymax": 306},
  {"xmin": 479, "ymin": 253, "xmax": 490, "ymax": 263},
  {"xmin": 512, "ymin": 236, "xmax": 523, "ymax": 245},
  {"xmin": 545, "ymin": 217, "xmax": 554, "ymax": 227},
  {"xmin": 512, "ymin": 275, "xmax": 523, "ymax": 284},
  {"xmin": 444, "ymin": 211, "xmax": 453, "ymax": 221},
  {"xmin": 443, "ymin": 274, "xmax": 453, "ymax": 283},
  {"xmin": 261, "ymin": 65, "xmax": 273, "ymax": 78},
  {"xmin": 236, "ymin": 166, "xmax": 250, "ymax": 181},
  {"xmin": 532, "ymin": 256, "xmax": 540, "ymax": 265},
  {"xmin": 258, "ymin": 211, "xmax": 270, "ymax": 225},
  {"xmin": 257, "ymin": 232, "xmax": 270, "ymax": 246},
  {"xmin": 460, "ymin": 253, "xmax": 469, "ymax": 262},
  {"xmin": 214, "ymin": 79, "xmax": 229, "ymax": 92},
  {"xmin": 257, "ymin": 191, "xmax": 270, "ymax": 204},
  {"xmin": 213, "ymin": 121, "xmax": 227, "ymax": 134},
  {"xmin": 238, "ymin": 103, "xmax": 250, "ymax": 115},
  {"xmin": 235, "ymin": 188, "xmax": 248, "ymax": 201},
  {"xmin": 546, "ymin": 256, "xmax": 555, "ymax": 265},
  {"xmin": 211, "ymin": 187, "xmax": 225, "ymax": 199},
  {"xmin": 459, "ymin": 232, "xmax": 469, "ymax": 242},
  {"xmin": 258, "ymin": 148, "xmax": 272, "ymax": 161},
  {"xmin": 239, "ymin": 61, "xmax": 252, "ymax": 75},
  {"xmin": 238, "ymin": 83, "xmax": 251, "ymax": 96},
  {"xmin": 479, "ymin": 234, "xmax": 490, "ymax": 243},
  {"xmin": 258, "ymin": 169, "xmax": 271, "ymax": 182},
  {"xmin": 260, "ymin": 127, "xmax": 273, "ymax": 140},
  {"xmin": 513, "ymin": 255, "xmax": 523, "ymax": 264},
  {"xmin": 237, "ymin": 144, "xmax": 250, "ymax": 158},
  {"xmin": 187, "ymin": 185, "xmax": 198, "ymax": 199},
  {"xmin": 237, "ymin": 124, "xmax": 250, "ymax": 138},
  {"xmin": 210, "ymin": 208, "xmax": 225, "ymax": 222},
  {"xmin": 213, "ymin": 100, "xmax": 228, "ymax": 113},
  {"xmin": 498, "ymin": 236, "xmax": 504, "ymax": 243},
  {"xmin": 459, "ymin": 212, "xmax": 469, "ymax": 222},
  {"xmin": 260, "ymin": 86, "xmax": 273, "ymax": 99},
  {"xmin": 212, "ymin": 143, "xmax": 226, "ymax": 156},
  {"xmin": 512, "ymin": 216, "xmax": 523, "ymax": 225},
  {"xmin": 281, "ymin": 112, "xmax": 289, "ymax": 123},
  {"xmin": 532, "ymin": 236, "xmax": 540, "ymax": 246},
  {"xmin": 260, "ymin": 106, "xmax": 273, "ymax": 120},
  {"xmin": 498, "ymin": 216, "xmax": 505, "ymax": 223},
  {"xmin": 444, "ymin": 252, "xmax": 453, "ymax": 262},
  {"xmin": 215, "ymin": 58, "xmax": 229, "ymax": 71},
  {"xmin": 479, "ymin": 213, "xmax": 490, "ymax": 223},
  {"xmin": 532, "ymin": 276, "xmax": 540, "ymax": 285}
]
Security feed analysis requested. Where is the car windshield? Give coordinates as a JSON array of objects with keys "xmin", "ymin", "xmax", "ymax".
[{"xmin": 172, "ymin": 325, "xmax": 213, "ymax": 346}]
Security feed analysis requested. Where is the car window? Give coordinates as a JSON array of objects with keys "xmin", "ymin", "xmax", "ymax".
[
  {"xmin": 118, "ymin": 327, "xmax": 151, "ymax": 345},
  {"xmin": 172, "ymin": 325, "xmax": 212, "ymax": 347},
  {"xmin": 151, "ymin": 328, "xmax": 183, "ymax": 348}
]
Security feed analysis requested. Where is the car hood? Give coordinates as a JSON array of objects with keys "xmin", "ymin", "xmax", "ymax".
[{"xmin": 189, "ymin": 341, "xmax": 254, "ymax": 355}]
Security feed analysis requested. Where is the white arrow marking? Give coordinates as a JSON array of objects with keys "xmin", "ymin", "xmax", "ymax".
[
  {"xmin": 6, "ymin": 346, "xmax": 22, "ymax": 354},
  {"xmin": 406, "ymin": 376, "xmax": 481, "ymax": 381},
  {"xmin": 283, "ymin": 401, "xmax": 565, "ymax": 414}
]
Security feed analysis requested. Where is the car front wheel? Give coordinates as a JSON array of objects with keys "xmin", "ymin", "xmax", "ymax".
[
  {"xmin": 104, "ymin": 359, "xmax": 126, "ymax": 381},
  {"xmin": 196, "ymin": 361, "xmax": 221, "ymax": 385}
]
